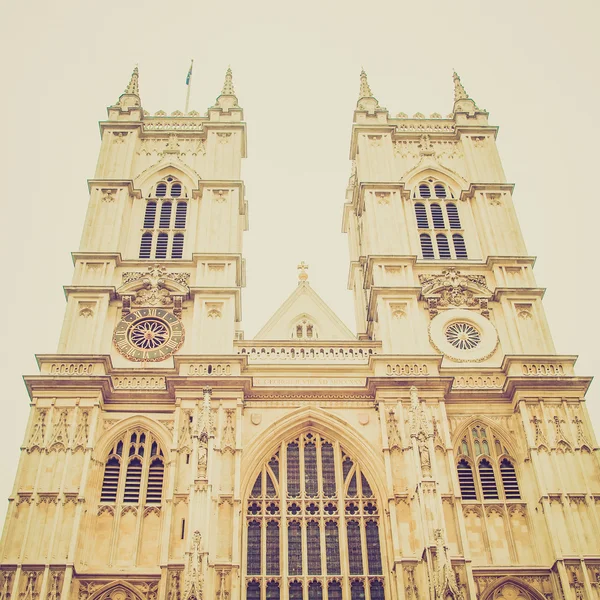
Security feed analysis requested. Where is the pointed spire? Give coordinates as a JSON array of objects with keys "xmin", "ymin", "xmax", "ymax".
[
  {"xmin": 124, "ymin": 65, "xmax": 139, "ymax": 95},
  {"xmin": 221, "ymin": 66, "xmax": 235, "ymax": 96},
  {"xmin": 452, "ymin": 70, "xmax": 468, "ymax": 102},
  {"xmin": 116, "ymin": 65, "xmax": 141, "ymax": 109},
  {"xmin": 213, "ymin": 66, "xmax": 239, "ymax": 111},
  {"xmin": 356, "ymin": 68, "xmax": 384, "ymax": 113},
  {"xmin": 359, "ymin": 68, "xmax": 373, "ymax": 99}
]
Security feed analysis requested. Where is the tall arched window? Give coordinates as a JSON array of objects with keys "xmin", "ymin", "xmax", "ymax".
[
  {"xmin": 453, "ymin": 234, "xmax": 468, "ymax": 259},
  {"xmin": 139, "ymin": 176, "xmax": 188, "ymax": 259},
  {"xmin": 413, "ymin": 181, "xmax": 467, "ymax": 260},
  {"xmin": 431, "ymin": 204, "xmax": 445, "ymax": 229},
  {"xmin": 245, "ymin": 433, "xmax": 385, "ymax": 600},
  {"xmin": 436, "ymin": 234, "xmax": 451, "ymax": 259},
  {"xmin": 455, "ymin": 423, "xmax": 520, "ymax": 502},
  {"xmin": 99, "ymin": 429, "xmax": 165, "ymax": 506},
  {"xmin": 414, "ymin": 203, "xmax": 429, "ymax": 229},
  {"xmin": 446, "ymin": 203, "xmax": 461, "ymax": 229},
  {"xmin": 420, "ymin": 233, "xmax": 434, "ymax": 259}
]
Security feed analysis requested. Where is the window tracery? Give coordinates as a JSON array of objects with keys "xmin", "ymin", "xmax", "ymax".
[
  {"xmin": 245, "ymin": 433, "xmax": 384, "ymax": 600},
  {"xmin": 100, "ymin": 429, "xmax": 165, "ymax": 506},
  {"xmin": 139, "ymin": 176, "xmax": 188, "ymax": 259},
  {"xmin": 455, "ymin": 424, "xmax": 520, "ymax": 502}
]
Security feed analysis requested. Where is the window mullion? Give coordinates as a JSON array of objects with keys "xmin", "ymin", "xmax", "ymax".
[
  {"xmin": 333, "ymin": 441, "xmax": 350, "ymax": 600},
  {"xmin": 280, "ymin": 442, "xmax": 289, "ymax": 600}
]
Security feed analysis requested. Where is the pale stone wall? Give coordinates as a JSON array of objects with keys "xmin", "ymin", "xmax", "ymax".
[{"xmin": 0, "ymin": 70, "xmax": 598, "ymax": 600}]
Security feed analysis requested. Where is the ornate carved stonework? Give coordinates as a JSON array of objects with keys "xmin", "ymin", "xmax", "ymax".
[
  {"xmin": 419, "ymin": 268, "xmax": 491, "ymax": 318},
  {"xmin": 120, "ymin": 265, "xmax": 190, "ymax": 313},
  {"xmin": 386, "ymin": 409, "xmax": 401, "ymax": 451},
  {"xmin": 28, "ymin": 410, "xmax": 47, "ymax": 451},
  {"xmin": 433, "ymin": 529, "xmax": 463, "ymax": 600},
  {"xmin": 183, "ymin": 531, "xmax": 204, "ymax": 600},
  {"xmin": 48, "ymin": 409, "xmax": 70, "ymax": 451},
  {"xmin": 221, "ymin": 409, "xmax": 236, "ymax": 453}
]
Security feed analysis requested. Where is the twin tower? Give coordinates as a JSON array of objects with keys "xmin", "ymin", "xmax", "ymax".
[{"xmin": 0, "ymin": 66, "xmax": 598, "ymax": 600}]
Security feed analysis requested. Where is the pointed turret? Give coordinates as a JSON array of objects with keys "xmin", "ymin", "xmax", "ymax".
[
  {"xmin": 451, "ymin": 70, "xmax": 484, "ymax": 117},
  {"xmin": 356, "ymin": 68, "xmax": 383, "ymax": 113},
  {"xmin": 452, "ymin": 70, "xmax": 469, "ymax": 102},
  {"xmin": 116, "ymin": 65, "xmax": 141, "ymax": 109},
  {"xmin": 213, "ymin": 66, "xmax": 239, "ymax": 111},
  {"xmin": 221, "ymin": 67, "xmax": 235, "ymax": 96}
]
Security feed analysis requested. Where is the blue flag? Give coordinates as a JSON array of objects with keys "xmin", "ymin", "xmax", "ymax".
[{"xmin": 186, "ymin": 61, "xmax": 193, "ymax": 85}]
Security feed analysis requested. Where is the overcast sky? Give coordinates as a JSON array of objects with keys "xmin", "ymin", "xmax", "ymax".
[{"xmin": 0, "ymin": 0, "xmax": 598, "ymax": 530}]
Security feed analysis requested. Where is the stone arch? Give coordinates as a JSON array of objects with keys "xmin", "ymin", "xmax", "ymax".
[
  {"xmin": 403, "ymin": 165, "xmax": 469, "ymax": 194},
  {"xmin": 241, "ymin": 406, "xmax": 387, "ymax": 505},
  {"xmin": 240, "ymin": 406, "xmax": 393, "ymax": 598},
  {"xmin": 135, "ymin": 162, "xmax": 200, "ymax": 195},
  {"xmin": 452, "ymin": 415, "xmax": 520, "ymax": 462},
  {"xmin": 93, "ymin": 415, "xmax": 173, "ymax": 464},
  {"xmin": 87, "ymin": 580, "xmax": 146, "ymax": 600},
  {"xmin": 480, "ymin": 577, "xmax": 547, "ymax": 600}
]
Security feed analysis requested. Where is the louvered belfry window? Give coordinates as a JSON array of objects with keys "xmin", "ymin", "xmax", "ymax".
[
  {"xmin": 99, "ymin": 429, "xmax": 165, "ymax": 506},
  {"xmin": 139, "ymin": 177, "xmax": 188, "ymax": 259},
  {"xmin": 245, "ymin": 433, "xmax": 385, "ymax": 600},
  {"xmin": 455, "ymin": 424, "xmax": 521, "ymax": 502},
  {"xmin": 414, "ymin": 181, "xmax": 468, "ymax": 259}
]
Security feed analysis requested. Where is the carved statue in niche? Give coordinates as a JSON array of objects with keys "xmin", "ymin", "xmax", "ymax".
[
  {"xmin": 195, "ymin": 388, "xmax": 213, "ymax": 480},
  {"xmin": 221, "ymin": 409, "xmax": 236, "ymax": 452},
  {"xmin": 417, "ymin": 432, "xmax": 432, "ymax": 477}
]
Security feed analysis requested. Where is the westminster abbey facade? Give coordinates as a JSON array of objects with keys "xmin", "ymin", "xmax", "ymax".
[{"xmin": 0, "ymin": 66, "xmax": 599, "ymax": 600}]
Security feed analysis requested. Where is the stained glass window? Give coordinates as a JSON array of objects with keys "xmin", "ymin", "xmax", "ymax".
[{"xmin": 246, "ymin": 433, "xmax": 384, "ymax": 599}]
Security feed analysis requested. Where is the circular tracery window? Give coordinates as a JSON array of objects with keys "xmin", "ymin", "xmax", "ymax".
[
  {"xmin": 129, "ymin": 318, "xmax": 169, "ymax": 349},
  {"xmin": 445, "ymin": 322, "xmax": 481, "ymax": 350}
]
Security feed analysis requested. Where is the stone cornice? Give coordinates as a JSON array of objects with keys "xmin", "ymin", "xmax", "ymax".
[{"xmin": 87, "ymin": 179, "xmax": 143, "ymax": 198}]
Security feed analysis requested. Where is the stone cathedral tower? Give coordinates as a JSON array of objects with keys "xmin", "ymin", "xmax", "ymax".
[{"xmin": 0, "ymin": 66, "xmax": 599, "ymax": 600}]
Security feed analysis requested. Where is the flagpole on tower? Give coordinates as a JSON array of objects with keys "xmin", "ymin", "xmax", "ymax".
[{"xmin": 185, "ymin": 59, "xmax": 194, "ymax": 114}]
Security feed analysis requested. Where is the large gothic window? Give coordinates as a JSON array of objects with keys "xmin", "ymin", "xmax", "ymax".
[{"xmin": 245, "ymin": 433, "xmax": 385, "ymax": 600}]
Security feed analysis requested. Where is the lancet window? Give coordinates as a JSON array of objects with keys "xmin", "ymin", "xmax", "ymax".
[
  {"xmin": 245, "ymin": 432, "xmax": 385, "ymax": 600},
  {"xmin": 455, "ymin": 424, "xmax": 520, "ymax": 502},
  {"xmin": 414, "ymin": 180, "xmax": 468, "ymax": 259},
  {"xmin": 100, "ymin": 429, "xmax": 165, "ymax": 505},
  {"xmin": 139, "ymin": 176, "xmax": 188, "ymax": 259},
  {"xmin": 291, "ymin": 318, "xmax": 318, "ymax": 340}
]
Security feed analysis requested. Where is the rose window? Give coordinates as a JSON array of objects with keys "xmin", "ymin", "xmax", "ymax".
[
  {"xmin": 445, "ymin": 322, "xmax": 481, "ymax": 350},
  {"xmin": 129, "ymin": 318, "xmax": 170, "ymax": 350}
]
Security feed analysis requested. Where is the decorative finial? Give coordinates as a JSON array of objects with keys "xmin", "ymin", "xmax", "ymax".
[
  {"xmin": 297, "ymin": 261, "xmax": 309, "ymax": 283},
  {"xmin": 359, "ymin": 68, "xmax": 373, "ymax": 99},
  {"xmin": 452, "ymin": 70, "xmax": 468, "ymax": 102},
  {"xmin": 124, "ymin": 65, "xmax": 140, "ymax": 96},
  {"xmin": 221, "ymin": 66, "xmax": 235, "ymax": 96}
]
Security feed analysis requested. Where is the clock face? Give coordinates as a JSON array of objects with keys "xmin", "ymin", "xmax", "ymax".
[{"xmin": 113, "ymin": 308, "xmax": 184, "ymax": 362}]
